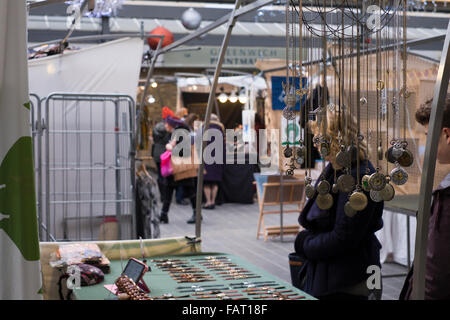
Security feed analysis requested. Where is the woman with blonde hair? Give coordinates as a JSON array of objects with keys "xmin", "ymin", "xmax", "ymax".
[{"xmin": 294, "ymin": 108, "xmax": 384, "ymax": 300}]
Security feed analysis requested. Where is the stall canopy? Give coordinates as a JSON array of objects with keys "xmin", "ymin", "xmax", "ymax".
[
  {"xmin": 177, "ymin": 75, "xmax": 267, "ymax": 91},
  {"xmin": 0, "ymin": 0, "xmax": 42, "ymax": 299},
  {"xmin": 28, "ymin": 37, "xmax": 144, "ymax": 99}
]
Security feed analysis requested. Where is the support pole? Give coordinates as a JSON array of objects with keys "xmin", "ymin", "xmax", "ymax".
[
  {"xmin": 195, "ymin": 0, "xmax": 243, "ymax": 238},
  {"xmin": 413, "ymin": 21, "xmax": 450, "ymax": 300}
]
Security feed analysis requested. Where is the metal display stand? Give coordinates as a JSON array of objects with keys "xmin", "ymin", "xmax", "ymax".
[{"xmin": 413, "ymin": 21, "xmax": 450, "ymax": 300}]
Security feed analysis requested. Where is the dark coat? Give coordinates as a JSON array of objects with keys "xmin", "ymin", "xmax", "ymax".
[
  {"xmin": 295, "ymin": 161, "xmax": 384, "ymax": 297},
  {"xmin": 151, "ymin": 121, "xmax": 171, "ymax": 164},
  {"xmin": 203, "ymin": 121, "xmax": 225, "ymax": 183},
  {"xmin": 400, "ymin": 173, "xmax": 450, "ymax": 300}
]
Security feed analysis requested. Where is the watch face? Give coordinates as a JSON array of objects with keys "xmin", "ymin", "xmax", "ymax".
[
  {"xmin": 370, "ymin": 190, "xmax": 384, "ymax": 203},
  {"xmin": 368, "ymin": 172, "xmax": 386, "ymax": 191},
  {"xmin": 344, "ymin": 201, "xmax": 357, "ymax": 217},
  {"xmin": 317, "ymin": 180, "xmax": 331, "ymax": 195},
  {"xmin": 381, "ymin": 183, "xmax": 395, "ymax": 201},
  {"xmin": 349, "ymin": 191, "xmax": 368, "ymax": 211},
  {"xmin": 316, "ymin": 193, "xmax": 334, "ymax": 210},
  {"xmin": 320, "ymin": 143, "xmax": 330, "ymax": 157},
  {"xmin": 397, "ymin": 149, "xmax": 414, "ymax": 167},
  {"xmin": 390, "ymin": 167, "xmax": 408, "ymax": 185},
  {"xmin": 305, "ymin": 184, "xmax": 316, "ymax": 199},
  {"xmin": 337, "ymin": 174, "xmax": 355, "ymax": 193}
]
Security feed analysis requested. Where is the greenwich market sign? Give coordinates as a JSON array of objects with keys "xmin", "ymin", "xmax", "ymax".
[{"xmin": 160, "ymin": 46, "xmax": 286, "ymax": 68}]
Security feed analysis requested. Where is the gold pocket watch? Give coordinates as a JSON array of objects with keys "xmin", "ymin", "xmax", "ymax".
[
  {"xmin": 349, "ymin": 190, "xmax": 368, "ymax": 211},
  {"xmin": 380, "ymin": 183, "xmax": 395, "ymax": 201},
  {"xmin": 316, "ymin": 193, "xmax": 334, "ymax": 210},
  {"xmin": 344, "ymin": 201, "xmax": 357, "ymax": 217},
  {"xmin": 305, "ymin": 178, "xmax": 316, "ymax": 199},
  {"xmin": 397, "ymin": 149, "xmax": 414, "ymax": 168},
  {"xmin": 336, "ymin": 147, "xmax": 350, "ymax": 168},
  {"xmin": 361, "ymin": 174, "xmax": 371, "ymax": 192},
  {"xmin": 337, "ymin": 174, "xmax": 355, "ymax": 193},
  {"xmin": 317, "ymin": 180, "xmax": 331, "ymax": 195}
]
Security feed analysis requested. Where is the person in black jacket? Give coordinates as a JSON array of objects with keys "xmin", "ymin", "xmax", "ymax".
[
  {"xmin": 294, "ymin": 109, "xmax": 384, "ymax": 300},
  {"xmin": 152, "ymin": 107, "xmax": 173, "ymax": 202}
]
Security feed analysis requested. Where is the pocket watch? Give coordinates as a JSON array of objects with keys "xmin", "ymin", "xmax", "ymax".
[
  {"xmin": 336, "ymin": 148, "xmax": 351, "ymax": 168},
  {"xmin": 297, "ymin": 145, "xmax": 306, "ymax": 158},
  {"xmin": 317, "ymin": 180, "xmax": 331, "ymax": 195},
  {"xmin": 305, "ymin": 178, "xmax": 316, "ymax": 199},
  {"xmin": 284, "ymin": 146, "xmax": 293, "ymax": 158},
  {"xmin": 316, "ymin": 193, "xmax": 334, "ymax": 210},
  {"xmin": 368, "ymin": 171, "xmax": 386, "ymax": 191},
  {"xmin": 337, "ymin": 174, "xmax": 355, "ymax": 193},
  {"xmin": 282, "ymin": 106, "xmax": 296, "ymax": 120},
  {"xmin": 370, "ymin": 190, "xmax": 384, "ymax": 203},
  {"xmin": 349, "ymin": 191, "xmax": 369, "ymax": 211},
  {"xmin": 361, "ymin": 174, "xmax": 372, "ymax": 192},
  {"xmin": 397, "ymin": 148, "xmax": 414, "ymax": 168},
  {"xmin": 344, "ymin": 201, "xmax": 357, "ymax": 217},
  {"xmin": 377, "ymin": 144, "xmax": 384, "ymax": 161},
  {"xmin": 296, "ymin": 156, "xmax": 305, "ymax": 165},
  {"xmin": 385, "ymin": 147, "xmax": 397, "ymax": 164},
  {"xmin": 380, "ymin": 183, "xmax": 395, "ymax": 201},
  {"xmin": 390, "ymin": 166, "xmax": 408, "ymax": 185}
]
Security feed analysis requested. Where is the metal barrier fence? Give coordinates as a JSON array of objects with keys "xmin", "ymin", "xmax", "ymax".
[{"xmin": 31, "ymin": 93, "xmax": 136, "ymax": 241}]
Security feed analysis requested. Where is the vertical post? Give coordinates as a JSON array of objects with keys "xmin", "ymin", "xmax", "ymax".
[
  {"xmin": 115, "ymin": 100, "xmax": 122, "ymax": 239},
  {"xmin": 413, "ymin": 21, "xmax": 450, "ymax": 300},
  {"xmin": 195, "ymin": 0, "xmax": 243, "ymax": 238}
]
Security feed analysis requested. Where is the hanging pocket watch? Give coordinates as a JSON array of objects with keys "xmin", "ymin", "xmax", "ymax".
[
  {"xmin": 320, "ymin": 142, "xmax": 331, "ymax": 157},
  {"xmin": 282, "ymin": 106, "xmax": 296, "ymax": 120},
  {"xmin": 380, "ymin": 183, "xmax": 395, "ymax": 202},
  {"xmin": 337, "ymin": 173, "xmax": 355, "ymax": 193},
  {"xmin": 361, "ymin": 174, "xmax": 372, "ymax": 192},
  {"xmin": 284, "ymin": 146, "xmax": 293, "ymax": 158},
  {"xmin": 305, "ymin": 178, "xmax": 316, "ymax": 199},
  {"xmin": 390, "ymin": 166, "xmax": 408, "ymax": 185},
  {"xmin": 336, "ymin": 147, "xmax": 351, "ymax": 168},
  {"xmin": 368, "ymin": 171, "xmax": 386, "ymax": 191},
  {"xmin": 297, "ymin": 145, "xmax": 306, "ymax": 158},
  {"xmin": 344, "ymin": 201, "xmax": 357, "ymax": 217},
  {"xmin": 370, "ymin": 190, "xmax": 384, "ymax": 203},
  {"xmin": 316, "ymin": 193, "xmax": 334, "ymax": 211},
  {"xmin": 296, "ymin": 156, "xmax": 305, "ymax": 165},
  {"xmin": 349, "ymin": 190, "xmax": 369, "ymax": 211},
  {"xmin": 317, "ymin": 180, "xmax": 331, "ymax": 195},
  {"xmin": 397, "ymin": 148, "xmax": 414, "ymax": 168}
]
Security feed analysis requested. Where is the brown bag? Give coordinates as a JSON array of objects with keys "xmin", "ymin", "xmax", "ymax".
[{"xmin": 171, "ymin": 148, "xmax": 203, "ymax": 181}]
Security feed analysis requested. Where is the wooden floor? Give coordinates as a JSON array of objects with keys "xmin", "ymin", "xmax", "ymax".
[{"xmin": 157, "ymin": 199, "xmax": 408, "ymax": 300}]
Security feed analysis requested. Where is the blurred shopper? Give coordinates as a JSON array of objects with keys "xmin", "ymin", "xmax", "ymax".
[
  {"xmin": 400, "ymin": 95, "xmax": 450, "ymax": 300},
  {"xmin": 152, "ymin": 107, "xmax": 172, "ymax": 202},
  {"xmin": 203, "ymin": 114, "xmax": 225, "ymax": 210},
  {"xmin": 160, "ymin": 114, "xmax": 198, "ymax": 224},
  {"xmin": 294, "ymin": 109, "xmax": 384, "ymax": 300}
]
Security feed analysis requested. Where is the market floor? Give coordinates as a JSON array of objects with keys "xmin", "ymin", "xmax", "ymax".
[{"xmin": 157, "ymin": 200, "xmax": 408, "ymax": 300}]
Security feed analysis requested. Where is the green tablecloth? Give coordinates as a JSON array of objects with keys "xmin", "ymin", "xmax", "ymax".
[{"xmin": 73, "ymin": 252, "xmax": 315, "ymax": 300}]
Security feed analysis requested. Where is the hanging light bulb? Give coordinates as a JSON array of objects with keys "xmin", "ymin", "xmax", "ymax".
[
  {"xmin": 218, "ymin": 92, "xmax": 228, "ymax": 104},
  {"xmin": 238, "ymin": 87, "xmax": 248, "ymax": 104},
  {"xmin": 150, "ymin": 79, "xmax": 158, "ymax": 88},
  {"xmin": 147, "ymin": 95, "xmax": 156, "ymax": 104},
  {"xmin": 228, "ymin": 90, "xmax": 238, "ymax": 103}
]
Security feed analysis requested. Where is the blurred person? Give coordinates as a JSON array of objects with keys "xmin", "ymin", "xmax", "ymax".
[
  {"xmin": 400, "ymin": 94, "xmax": 450, "ymax": 300},
  {"xmin": 294, "ymin": 109, "xmax": 384, "ymax": 300},
  {"xmin": 202, "ymin": 114, "xmax": 225, "ymax": 210},
  {"xmin": 176, "ymin": 107, "xmax": 188, "ymax": 120},
  {"xmin": 152, "ymin": 107, "xmax": 172, "ymax": 202},
  {"xmin": 161, "ymin": 114, "xmax": 198, "ymax": 224}
]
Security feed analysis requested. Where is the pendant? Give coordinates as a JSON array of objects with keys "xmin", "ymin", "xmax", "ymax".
[
  {"xmin": 390, "ymin": 166, "xmax": 408, "ymax": 185},
  {"xmin": 316, "ymin": 193, "xmax": 334, "ymax": 211},
  {"xmin": 397, "ymin": 149, "xmax": 414, "ymax": 167},
  {"xmin": 368, "ymin": 171, "xmax": 386, "ymax": 191},
  {"xmin": 305, "ymin": 182, "xmax": 316, "ymax": 199},
  {"xmin": 284, "ymin": 92, "xmax": 297, "ymax": 108},
  {"xmin": 349, "ymin": 191, "xmax": 368, "ymax": 211},
  {"xmin": 362, "ymin": 174, "xmax": 372, "ymax": 192},
  {"xmin": 284, "ymin": 146, "xmax": 293, "ymax": 158},
  {"xmin": 282, "ymin": 106, "xmax": 296, "ymax": 120},
  {"xmin": 317, "ymin": 180, "xmax": 331, "ymax": 195},
  {"xmin": 332, "ymin": 183, "xmax": 339, "ymax": 194},
  {"xmin": 377, "ymin": 145, "xmax": 384, "ymax": 161},
  {"xmin": 320, "ymin": 142, "xmax": 331, "ymax": 157},
  {"xmin": 344, "ymin": 201, "xmax": 357, "ymax": 217},
  {"xmin": 336, "ymin": 149, "xmax": 351, "ymax": 168},
  {"xmin": 370, "ymin": 190, "xmax": 384, "ymax": 203},
  {"xmin": 380, "ymin": 183, "xmax": 395, "ymax": 201},
  {"xmin": 296, "ymin": 157, "xmax": 305, "ymax": 165},
  {"xmin": 337, "ymin": 174, "xmax": 356, "ymax": 193}
]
